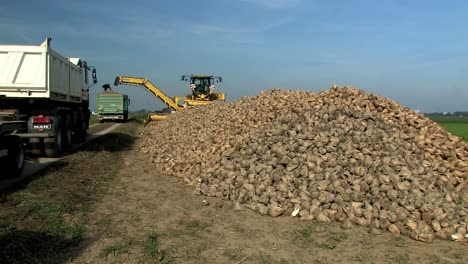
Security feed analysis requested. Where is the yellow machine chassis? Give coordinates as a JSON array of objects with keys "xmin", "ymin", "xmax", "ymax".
[{"xmin": 114, "ymin": 76, "xmax": 225, "ymax": 126}]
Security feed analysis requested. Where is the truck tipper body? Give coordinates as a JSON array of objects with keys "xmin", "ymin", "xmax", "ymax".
[
  {"xmin": 97, "ymin": 92, "xmax": 129, "ymax": 122},
  {"xmin": 0, "ymin": 38, "xmax": 97, "ymax": 176}
]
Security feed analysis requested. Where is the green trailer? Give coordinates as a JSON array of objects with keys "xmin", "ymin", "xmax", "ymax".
[{"xmin": 97, "ymin": 91, "xmax": 130, "ymax": 122}]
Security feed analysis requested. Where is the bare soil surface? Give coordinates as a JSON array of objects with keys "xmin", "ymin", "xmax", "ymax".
[{"xmin": 68, "ymin": 130, "xmax": 467, "ymax": 264}]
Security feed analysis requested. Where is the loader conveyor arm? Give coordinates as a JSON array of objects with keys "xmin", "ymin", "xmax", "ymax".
[{"xmin": 114, "ymin": 76, "xmax": 185, "ymax": 111}]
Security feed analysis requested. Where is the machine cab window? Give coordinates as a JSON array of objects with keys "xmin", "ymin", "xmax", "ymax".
[{"xmin": 193, "ymin": 78, "xmax": 211, "ymax": 95}]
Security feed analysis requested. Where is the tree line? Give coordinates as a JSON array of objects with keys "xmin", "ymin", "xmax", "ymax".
[{"xmin": 424, "ymin": 111, "xmax": 468, "ymax": 117}]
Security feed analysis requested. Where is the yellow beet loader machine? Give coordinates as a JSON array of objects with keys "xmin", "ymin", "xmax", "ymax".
[{"xmin": 114, "ymin": 75, "xmax": 225, "ymax": 125}]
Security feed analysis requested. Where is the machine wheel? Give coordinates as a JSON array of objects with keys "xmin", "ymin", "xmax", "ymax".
[
  {"xmin": 44, "ymin": 116, "xmax": 64, "ymax": 157},
  {"xmin": 63, "ymin": 114, "xmax": 73, "ymax": 149},
  {"xmin": 3, "ymin": 137, "xmax": 25, "ymax": 178}
]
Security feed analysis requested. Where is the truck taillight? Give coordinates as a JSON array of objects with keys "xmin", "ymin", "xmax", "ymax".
[{"xmin": 33, "ymin": 116, "xmax": 51, "ymax": 124}]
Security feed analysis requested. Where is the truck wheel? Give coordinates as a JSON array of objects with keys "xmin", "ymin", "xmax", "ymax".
[
  {"xmin": 75, "ymin": 117, "xmax": 87, "ymax": 142},
  {"xmin": 44, "ymin": 116, "xmax": 64, "ymax": 157},
  {"xmin": 63, "ymin": 115, "xmax": 73, "ymax": 149},
  {"xmin": 3, "ymin": 137, "xmax": 25, "ymax": 178}
]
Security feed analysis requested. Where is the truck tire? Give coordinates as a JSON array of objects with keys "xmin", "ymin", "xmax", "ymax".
[
  {"xmin": 63, "ymin": 114, "xmax": 73, "ymax": 149},
  {"xmin": 75, "ymin": 114, "xmax": 87, "ymax": 142},
  {"xmin": 3, "ymin": 137, "xmax": 25, "ymax": 178},
  {"xmin": 44, "ymin": 116, "xmax": 64, "ymax": 157}
]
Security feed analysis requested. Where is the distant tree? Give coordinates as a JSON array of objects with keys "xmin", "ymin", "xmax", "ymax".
[
  {"xmin": 424, "ymin": 112, "xmax": 446, "ymax": 116},
  {"xmin": 452, "ymin": 111, "xmax": 468, "ymax": 117},
  {"xmin": 425, "ymin": 111, "xmax": 468, "ymax": 117}
]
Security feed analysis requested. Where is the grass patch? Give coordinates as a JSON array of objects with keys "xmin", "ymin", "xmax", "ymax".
[
  {"xmin": 293, "ymin": 224, "xmax": 317, "ymax": 244},
  {"xmin": 293, "ymin": 224, "xmax": 348, "ymax": 250},
  {"xmin": 159, "ymin": 219, "xmax": 212, "ymax": 262},
  {"xmin": 89, "ymin": 114, "xmax": 98, "ymax": 125},
  {"xmin": 145, "ymin": 230, "xmax": 173, "ymax": 264},
  {"xmin": 393, "ymin": 235, "xmax": 407, "ymax": 247},
  {"xmin": 428, "ymin": 255, "xmax": 443, "ymax": 264},
  {"xmin": 100, "ymin": 230, "xmax": 174, "ymax": 263},
  {"xmin": 94, "ymin": 218, "xmax": 124, "ymax": 237},
  {"xmin": 0, "ymin": 117, "xmax": 142, "ymax": 263},
  {"xmin": 313, "ymin": 256, "xmax": 332, "ymax": 264},
  {"xmin": 393, "ymin": 253, "xmax": 410, "ymax": 264},
  {"xmin": 230, "ymin": 223, "xmax": 260, "ymax": 238},
  {"xmin": 255, "ymin": 254, "xmax": 297, "ymax": 264},
  {"xmin": 353, "ymin": 252, "xmax": 377, "ymax": 264},
  {"xmin": 428, "ymin": 116, "xmax": 468, "ymax": 123},
  {"xmin": 161, "ymin": 219, "xmax": 206, "ymax": 238},
  {"xmin": 232, "ymin": 223, "xmax": 248, "ymax": 234},
  {"xmin": 258, "ymin": 254, "xmax": 272, "ymax": 264},
  {"xmin": 320, "ymin": 231, "xmax": 348, "ymax": 249},
  {"xmin": 0, "ymin": 228, "xmax": 80, "ymax": 264},
  {"xmin": 223, "ymin": 247, "xmax": 246, "ymax": 261},
  {"xmin": 177, "ymin": 219, "xmax": 210, "ymax": 235},
  {"xmin": 437, "ymin": 123, "xmax": 468, "ymax": 141},
  {"xmin": 101, "ymin": 238, "xmax": 134, "ymax": 257},
  {"xmin": 429, "ymin": 116, "xmax": 468, "ymax": 141},
  {"xmin": 330, "ymin": 231, "xmax": 348, "ymax": 242},
  {"xmin": 179, "ymin": 242, "xmax": 208, "ymax": 263}
]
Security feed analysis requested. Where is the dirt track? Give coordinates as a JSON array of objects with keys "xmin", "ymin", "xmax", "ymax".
[{"xmin": 67, "ymin": 131, "xmax": 467, "ymax": 264}]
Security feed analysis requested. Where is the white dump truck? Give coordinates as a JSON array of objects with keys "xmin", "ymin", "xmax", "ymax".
[{"xmin": 0, "ymin": 38, "xmax": 97, "ymax": 177}]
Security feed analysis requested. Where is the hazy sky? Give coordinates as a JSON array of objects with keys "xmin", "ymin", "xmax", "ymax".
[{"xmin": 1, "ymin": 0, "xmax": 467, "ymax": 112}]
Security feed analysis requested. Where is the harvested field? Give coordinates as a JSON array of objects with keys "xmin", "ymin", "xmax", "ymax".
[
  {"xmin": 4, "ymin": 111, "xmax": 464, "ymax": 263},
  {"xmin": 141, "ymin": 86, "xmax": 468, "ymax": 243},
  {"xmin": 429, "ymin": 116, "xmax": 468, "ymax": 142}
]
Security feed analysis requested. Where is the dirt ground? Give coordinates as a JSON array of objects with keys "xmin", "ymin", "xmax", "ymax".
[{"xmin": 68, "ymin": 132, "xmax": 467, "ymax": 264}]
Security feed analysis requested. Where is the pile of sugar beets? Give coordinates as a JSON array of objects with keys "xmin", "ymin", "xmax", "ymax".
[{"xmin": 140, "ymin": 86, "xmax": 467, "ymax": 242}]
